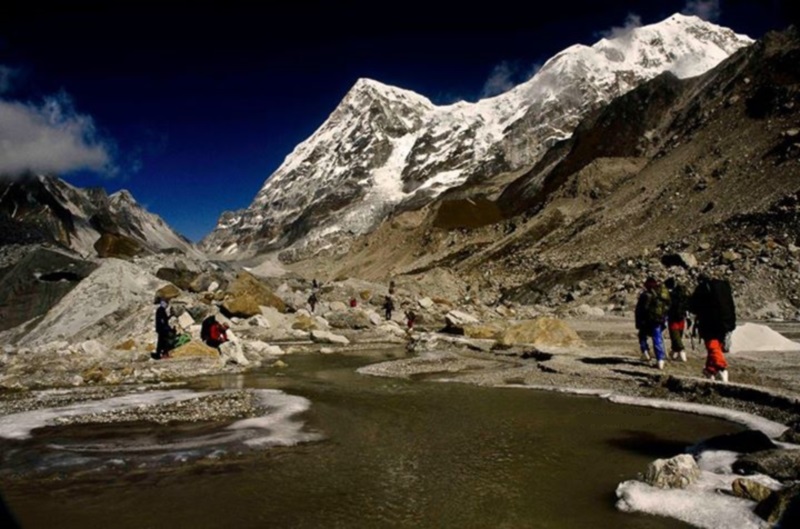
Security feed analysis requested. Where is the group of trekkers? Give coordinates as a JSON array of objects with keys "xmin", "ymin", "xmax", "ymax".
[
  {"xmin": 152, "ymin": 298, "xmax": 230, "ymax": 360},
  {"xmin": 306, "ymin": 279, "xmax": 416, "ymax": 330},
  {"xmin": 635, "ymin": 272, "xmax": 736, "ymax": 383},
  {"xmin": 156, "ymin": 272, "xmax": 735, "ymax": 382}
]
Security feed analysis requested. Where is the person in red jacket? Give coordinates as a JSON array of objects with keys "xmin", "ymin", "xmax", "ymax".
[{"xmin": 205, "ymin": 319, "xmax": 229, "ymax": 350}]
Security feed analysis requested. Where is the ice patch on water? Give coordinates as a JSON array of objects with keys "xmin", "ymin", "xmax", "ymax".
[
  {"xmin": 0, "ymin": 389, "xmax": 320, "ymax": 453},
  {"xmin": 606, "ymin": 395, "xmax": 788, "ymax": 439},
  {"xmin": 229, "ymin": 389, "xmax": 322, "ymax": 447},
  {"xmin": 0, "ymin": 389, "xmax": 208, "ymax": 440},
  {"xmin": 616, "ymin": 478, "xmax": 769, "ymax": 529},
  {"xmin": 499, "ymin": 384, "xmax": 788, "ymax": 439}
]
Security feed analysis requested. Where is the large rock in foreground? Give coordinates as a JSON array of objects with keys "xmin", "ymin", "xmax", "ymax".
[{"xmin": 644, "ymin": 454, "xmax": 700, "ymax": 489}]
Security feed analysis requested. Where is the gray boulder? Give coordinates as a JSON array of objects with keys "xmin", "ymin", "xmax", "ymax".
[{"xmin": 644, "ymin": 454, "xmax": 700, "ymax": 489}]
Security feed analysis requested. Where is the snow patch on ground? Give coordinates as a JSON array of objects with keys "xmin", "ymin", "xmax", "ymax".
[{"xmin": 731, "ymin": 322, "xmax": 800, "ymax": 353}]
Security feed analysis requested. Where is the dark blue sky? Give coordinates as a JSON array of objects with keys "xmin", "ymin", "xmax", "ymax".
[{"xmin": 0, "ymin": 1, "xmax": 795, "ymax": 241}]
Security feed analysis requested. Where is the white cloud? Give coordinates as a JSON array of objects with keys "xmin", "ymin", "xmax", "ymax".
[
  {"xmin": 601, "ymin": 13, "xmax": 643, "ymax": 40},
  {"xmin": 0, "ymin": 91, "xmax": 115, "ymax": 177},
  {"xmin": 481, "ymin": 61, "xmax": 520, "ymax": 98},
  {"xmin": 682, "ymin": 0, "xmax": 721, "ymax": 21}
]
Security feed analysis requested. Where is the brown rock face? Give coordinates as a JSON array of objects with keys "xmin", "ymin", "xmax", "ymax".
[
  {"xmin": 221, "ymin": 272, "xmax": 286, "ymax": 318},
  {"xmin": 155, "ymin": 284, "xmax": 181, "ymax": 301},
  {"xmin": 94, "ymin": 232, "xmax": 143, "ymax": 259}
]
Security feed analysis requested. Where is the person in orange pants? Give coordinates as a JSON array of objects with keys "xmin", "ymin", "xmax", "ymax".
[
  {"xmin": 689, "ymin": 273, "xmax": 736, "ymax": 383},
  {"xmin": 702, "ymin": 337, "xmax": 728, "ymax": 381}
]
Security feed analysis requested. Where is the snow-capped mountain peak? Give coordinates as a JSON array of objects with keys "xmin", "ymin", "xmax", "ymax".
[{"xmin": 201, "ymin": 14, "xmax": 753, "ymax": 258}]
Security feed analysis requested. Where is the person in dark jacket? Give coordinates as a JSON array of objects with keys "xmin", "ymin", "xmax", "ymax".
[
  {"xmin": 383, "ymin": 296, "xmax": 394, "ymax": 320},
  {"xmin": 665, "ymin": 277, "xmax": 689, "ymax": 362},
  {"xmin": 634, "ymin": 276, "xmax": 669, "ymax": 369},
  {"xmin": 689, "ymin": 273, "xmax": 735, "ymax": 383},
  {"xmin": 154, "ymin": 299, "xmax": 173, "ymax": 360},
  {"xmin": 308, "ymin": 292, "xmax": 318, "ymax": 313}
]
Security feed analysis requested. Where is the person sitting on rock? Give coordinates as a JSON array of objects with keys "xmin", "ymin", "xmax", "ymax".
[{"xmin": 202, "ymin": 316, "xmax": 229, "ymax": 350}]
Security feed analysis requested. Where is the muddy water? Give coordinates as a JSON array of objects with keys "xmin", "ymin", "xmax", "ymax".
[{"xmin": 1, "ymin": 351, "xmax": 743, "ymax": 528}]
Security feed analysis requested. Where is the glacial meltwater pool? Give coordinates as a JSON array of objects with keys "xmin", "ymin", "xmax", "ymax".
[{"xmin": 0, "ymin": 350, "xmax": 746, "ymax": 529}]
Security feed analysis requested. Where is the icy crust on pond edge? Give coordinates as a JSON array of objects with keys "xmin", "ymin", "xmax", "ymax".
[
  {"xmin": 0, "ymin": 388, "xmax": 321, "ymax": 448},
  {"xmin": 498, "ymin": 384, "xmax": 795, "ymax": 529}
]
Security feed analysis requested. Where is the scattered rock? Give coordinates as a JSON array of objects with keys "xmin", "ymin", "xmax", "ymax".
[
  {"xmin": 755, "ymin": 483, "xmax": 800, "ymax": 525},
  {"xmin": 733, "ymin": 449, "xmax": 800, "ymax": 481},
  {"xmin": 310, "ymin": 330, "xmax": 350, "ymax": 345},
  {"xmin": 698, "ymin": 429, "xmax": 776, "ymax": 453},
  {"xmin": 644, "ymin": 454, "xmax": 700, "ymax": 489},
  {"xmin": 731, "ymin": 478, "xmax": 773, "ymax": 503}
]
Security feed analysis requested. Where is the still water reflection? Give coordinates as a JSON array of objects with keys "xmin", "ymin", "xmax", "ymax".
[{"xmin": 2, "ymin": 351, "xmax": 742, "ymax": 528}]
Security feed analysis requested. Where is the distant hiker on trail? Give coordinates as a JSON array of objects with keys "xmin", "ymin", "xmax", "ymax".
[
  {"xmin": 634, "ymin": 276, "xmax": 670, "ymax": 370},
  {"xmin": 201, "ymin": 315, "xmax": 228, "ymax": 351},
  {"xmin": 405, "ymin": 309, "xmax": 416, "ymax": 330},
  {"xmin": 154, "ymin": 299, "xmax": 173, "ymax": 360},
  {"xmin": 689, "ymin": 273, "xmax": 736, "ymax": 383},
  {"xmin": 312, "ymin": 278, "xmax": 319, "ymax": 290},
  {"xmin": 308, "ymin": 292, "xmax": 318, "ymax": 313},
  {"xmin": 383, "ymin": 295, "xmax": 394, "ymax": 320},
  {"xmin": 389, "ymin": 280, "xmax": 396, "ymax": 295},
  {"xmin": 349, "ymin": 297, "xmax": 358, "ymax": 308},
  {"xmin": 665, "ymin": 277, "xmax": 689, "ymax": 362}
]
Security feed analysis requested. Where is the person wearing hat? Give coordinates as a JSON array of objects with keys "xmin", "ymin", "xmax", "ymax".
[{"xmin": 634, "ymin": 276, "xmax": 670, "ymax": 369}]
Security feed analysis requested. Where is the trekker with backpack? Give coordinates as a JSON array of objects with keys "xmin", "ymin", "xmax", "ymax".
[
  {"xmin": 665, "ymin": 277, "xmax": 690, "ymax": 362},
  {"xmin": 635, "ymin": 276, "xmax": 670, "ymax": 369},
  {"xmin": 689, "ymin": 273, "xmax": 736, "ymax": 383}
]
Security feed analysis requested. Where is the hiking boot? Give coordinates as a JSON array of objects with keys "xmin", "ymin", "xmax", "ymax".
[
  {"xmin": 702, "ymin": 368, "xmax": 714, "ymax": 379},
  {"xmin": 657, "ymin": 360, "xmax": 665, "ymax": 370},
  {"xmin": 640, "ymin": 352, "xmax": 651, "ymax": 363},
  {"xmin": 678, "ymin": 351, "xmax": 687, "ymax": 362},
  {"xmin": 717, "ymin": 370, "xmax": 729, "ymax": 383}
]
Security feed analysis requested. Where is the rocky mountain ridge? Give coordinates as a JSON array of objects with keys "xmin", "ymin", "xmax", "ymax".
[
  {"xmin": 202, "ymin": 13, "xmax": 752, "ymax": 259},
  {"xmin": 283, "ymin": 25, "xmax": 800, "ymax": 320},
  {"xmin": 0, "ymin": 174, "xmax": 203, "ymax": 259}
]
